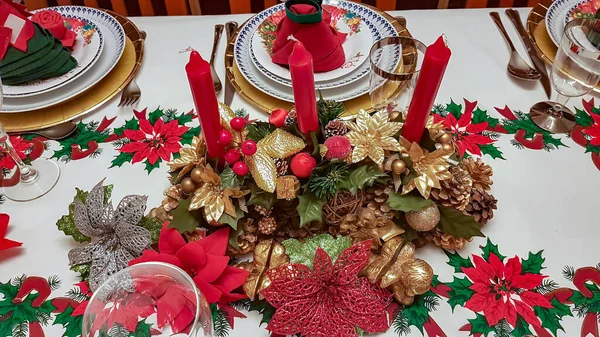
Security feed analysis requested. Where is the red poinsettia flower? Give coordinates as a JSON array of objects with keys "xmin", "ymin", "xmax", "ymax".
[
  {"xmin": 71, "ymin": 281, "xmax": 92, "ymax": 316},
  {"xmin": 461, "ymin": 253, "xmax": 552, "ymax": 328},
  {"xmin": 0, "ymin": 136, "xmax": 31, "ymax": 170},
  {"xmin": 89, "ymin": 291, "xmax": 155, "ymax": 334},
  {"xmin": 0, "ymin": 214, "xmax": 22, "ymax": 253},
  {"xmin": 434, "ymin": 110, "xmax": 494, "ymax": 157},
  {"xmin": 582, "ymin": 113, "xmax": 600, "ymax": 146},
  {"xmin": 129, "ymin": 223, "xmax": 249, "ymax": 304},
  {"xmin": 120, "ymin": 118, "xmax": 189, "ymax": 165},
  {"xmin": 261, "ymin": 240, "xmax": 392, "ymax": 337}
]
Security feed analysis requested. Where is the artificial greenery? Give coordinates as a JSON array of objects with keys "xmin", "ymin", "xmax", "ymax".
[
  {"xmin": 317, "ymin": 95, "xmax": 345, "ymax": 126},
  {"xmin": 307, "ymin": 162, "xmax": 350, "ymax": 198}
]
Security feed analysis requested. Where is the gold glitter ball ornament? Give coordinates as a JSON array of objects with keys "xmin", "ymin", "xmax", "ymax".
[
  {"xmin": 438, "ymin": 132, "xmax": 452, "ymax": 144},
  {"xmin": 181, "ymin": 178, "xmax": 196, "ymax": 194},
  {"xmin": 405, "ymin": 204, "xmax": 440, "ymax": 232},
  {"xmin": 391, "ymin": 159, "xmax": 407, "ymax": 175},
  {"xmin": 190, "ymin": 167, "xmax": 203, "ymax": 183},
  {"xmin": 442, "ymin": 143, "xmax": 454, "ymax": 152}
]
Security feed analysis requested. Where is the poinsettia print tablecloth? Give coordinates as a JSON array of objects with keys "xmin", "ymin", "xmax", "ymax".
[{"xmin": 1, "ymin": 8, "xmax": 600, "ymax": 337}]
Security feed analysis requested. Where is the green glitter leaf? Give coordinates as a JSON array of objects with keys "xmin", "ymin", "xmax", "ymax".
[
  {"xmin": 282, "ymin": 234, "xmax": 351, "ymax": 269},
  {"xmin": 56, "ymin": 185, "xmax": 113, "ymax": 243}
]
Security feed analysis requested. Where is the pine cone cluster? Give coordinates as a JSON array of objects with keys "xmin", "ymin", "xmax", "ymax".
[
  {"xmin": 431, "ymin": 166, "xmax": 472, "ymax": 211},
  {"xmin": 258, "ymin": 216, "xmax": 277, "ymax": 235},
  {"xmin": 228, "ymin": 218, "xmax": 259, "ymax": 255},
  {"xmin": 285, "ymin": 109, "xmax": 297, "ymax": 127},
  {"xmin": 364, "ymin": 184, "xmax": 394, "ymax": 217},
  {"xmin": 424, "ymin": 229, "xmax": 470, "ymax": 251},
  {"xmin": 324, "ymin": 120, "xmax": 349, "ymax": 138},
  {"xmin": 274, "ymin": 158, "xmax": 289, "ymax": 176},
  {"xmin": 465, "ymin": 189, "xmax": 497, "ymax": 225},
  {"xmin": 462, "ymin": 157, "xmax": 493, "ymax": 192}
]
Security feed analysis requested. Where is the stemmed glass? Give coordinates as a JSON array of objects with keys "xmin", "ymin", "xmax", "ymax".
[
  {"xmin": 0, "ymin": 79, "xmax": 60, "ymax": 202},
  {"xmin": 369, "ymin": 36, "xmax": 427, "ymax": 113},
  {"xmin": 530, "ymin": 18, "xmax": 600, "ymax": 133},
  {"xmin": 82, "ymin": 262, "xmax": 213, "ymax": 337}
]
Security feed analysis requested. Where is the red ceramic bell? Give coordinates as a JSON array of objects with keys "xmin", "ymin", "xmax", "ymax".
[{"xmin": 271, "ymin": 0, "xmax": 347, "ymax": 73}]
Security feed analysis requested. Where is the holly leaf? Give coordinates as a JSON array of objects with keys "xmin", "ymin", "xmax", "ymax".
[
  {"xmin": 138, "ymin": 216, "xmax": 163, "ymax": 244},
  {"xmin": 148, "ymin": 108, "xmax": 163, "ymax": 124},
  {"xmin": 53, "ymin": 305, "xmax": 83, "ymax": 337},
  {"xmin": 167, "ymin": 199, "xmax": 203, "ymax": 233},
  {"xmin": 338, "ymin": 164, "xmax": 387, "ymax": 194},
  {"xmin": 446, "ymin": 100, "xmax": 463, "ymax": 119},
  {"xmin": 220, "ymin": 168, "xmax": 241, "ymax": 189},
  {"xmin": 401, "ymin": 296, "xmax": 430, "ymax": 333},
  {"xmin": 130, "ymin": 319, "xmax": 152, "ymax": 337},
  {"xmin": 387, "ymin": 193, "xmax": 435, "ymax": 212},
  {"xmin": 296, "ymin": 192, "xmax": 326, "ymax": 227},
  {"xmin": 585, "ymin": 143, "xmax": 600, "ymax": 154},
  {"xmin": 479, "ymin": 144, "xmax": 505, "ymax": 160},
  {"xmin": 144, "ymin": 159, "xmax": 162, "ymax": 173},
  {"xmin": 247, "ymin": 184, "xmax": 276, "ymax": 210},
  {"xmin": 218, "ymin": 208, "xmax": 244, "ymax": 230},
  {"xmin": 513, "ymin": 317, "xmax": 533, "ymax": 336},
  {"xmin": 249, "ymin": 299, "xmax": 276, "ymax": 326},
  {"xmin": 114, "ymin": 118, "xmax": 140, "ymax": 136},
  {"xmin": 445, "ymin": 250, "xmax": 474, "ymax": 273},
  {"xmin": 521, "ymin": 250, "xmax": 545, "ymax": 274},
  {"xmin": 282, "ymin": 234, "xmax": 351, "ymax": 269},
  {"xmin": 110, "ymin": 152, "xmax": 134, "ymax": 168},
  {"xmin": 438, "ymin": 206, "xmax": 484, "ymax": 239},
  {"xmin": 480, "ymin": 238, "xmax": 506, "ymax": 262},
  {"xmin": 446, "ymin": 276, "xmax": 474, "ymax": 310},
  {"xmin": 533, "ymin": 298, "xmax": 572, "ymax": 335},
  {"xmin": 181, "ymin": 126, "xmax": 201, "ymax": 146},
  {"xmin": 175, "ymin": 112, "xmax": 194, "ymax": 125},
  {"xmin": 575, "ymin": 107, "xmax": 595, "ymax": 127},
  {"xmin": 467, "ymin": 313, "xmax": 495, "ymax": 337},
  {"xmin": 472, "ymin": 108, "xmax": 500, "ymax": 128}
]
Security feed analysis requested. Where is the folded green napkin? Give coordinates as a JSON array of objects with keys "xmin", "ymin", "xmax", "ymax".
[{"xmin": 0, "ymin": 24, "xmax": 53, "ymax": 72}]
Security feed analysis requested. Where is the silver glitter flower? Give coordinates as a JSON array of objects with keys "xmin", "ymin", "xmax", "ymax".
[{"xmin": 68, "ymin": 180, "xmax": 151, "ymax": 291}]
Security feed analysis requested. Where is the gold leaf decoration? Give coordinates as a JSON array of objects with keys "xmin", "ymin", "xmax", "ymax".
[
  {"xmin": 345, "ymin": 110, "xmax": 403, "ymax": 164},
  {"xmin": 167, "ymin": 136, "xmax": 206, "ymax": 181},
  {"xmin": 246, "ymin": 129, "xmax": 305, "ymax": 193},
  {"xmin": 399, "ymin": 137, "xmax": 452, "ymax": 199}
]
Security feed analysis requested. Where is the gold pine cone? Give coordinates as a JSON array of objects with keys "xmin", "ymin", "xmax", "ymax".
[
  {"xmin": 427, "ymin": 229, "xmax": 470, "ymax": 251},
  {"xmin": 430, "ymin": 165, "xmax": 473, "ymax": 211},
  {"xmin": 364, "ymin": 184, "xmax": 394, "ymax": 217},
  {"xmin": 461, "ymin": 157, "xmax": 493, "ymax": 192},
  {"xmin": 465, "ymin": 189, "xmax": 497, "ymax": 225}
]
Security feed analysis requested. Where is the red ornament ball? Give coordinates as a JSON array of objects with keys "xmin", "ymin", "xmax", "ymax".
[
  {"xmin": 241, "ymin": 140, "xmax": 257, "ymax": 156},
  {"xmin": 230, "ymin": 117, "xmax": 247, "ymax": 131},
  {"xmin": 291, "ymin": 153, "xmax": 316, "ymax": 178},
  {"xmin": 269, "ymin": 108, "xmax": 289, "ymax": 127},
  {"xmin": 218, "ymin": 130, "xmax": 232, "ymax": 146},
  {"xmin": 225, "ymin": 149, "xmax": 241, "ymax": 165},
  {"xmin": 324, "ymin": 135, "xmax": 352, "ymax": 161},
  {"xmin": 233, "ymin": 161, "xmax": 249, "ymax": 176}
]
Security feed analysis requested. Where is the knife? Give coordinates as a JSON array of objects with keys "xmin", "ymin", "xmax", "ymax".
[
  {"xmin": 505, "ymin": 9, "xmax": 552, "ymax": 98},
  {"xmin": 224, "ymin": 21, "xmax": 239, "ymax": 106}
]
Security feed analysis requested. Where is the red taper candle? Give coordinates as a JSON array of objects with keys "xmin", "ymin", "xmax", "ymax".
[
  {"xmin": 402, "ymin": 36, "xmax": 451, "ymax": 143},
  {"xmin": 289, "ymin": 41, "xmax": 319, "ymax": 134},
  {"xmin": 186, "ymin": 50, "xmax": 224, "ymax": 162}
]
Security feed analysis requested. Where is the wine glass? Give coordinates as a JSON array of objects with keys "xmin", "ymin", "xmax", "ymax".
[
  {"xmin": 369, "ymin": 36, "xmax": 427, "ymax": 114},
  {"xmin": 530, "ymin": 18, "xmax": 600, "ymax": 133},
  {"xmin": 82, "ymin": 262, "xmax": 213, "ymax": 337},
  {"xmin": 0, "ymin": 78, "xmax": 60, "ymax": 202}
]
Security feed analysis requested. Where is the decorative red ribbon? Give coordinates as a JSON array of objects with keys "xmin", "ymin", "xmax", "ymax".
[
  {"xmin": 70, "ymin": 141, "xmax": 99, "ymax": 160},
  {"xmin": 1, "ymin": 137, "xmax": 45, "ymax": 187},
  {"xmin": 424, "ymin": 317, "xmax": 447, "ymax": 337}
]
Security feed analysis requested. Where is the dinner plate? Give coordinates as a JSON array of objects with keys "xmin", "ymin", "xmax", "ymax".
[
  {"xmin": 235, "ymin": 0, "xmax": 398, "ymax": 102},
  {"xmin": 2, "ymin": 6, "xmax": 125, "ymax": 113},
  {"xmin": 3, "ymin": 7, "xmax": 109, "ymax": 98},
  {"xmin": 251, "ymin": 4, "xmax": 372, "ymax": 87},
  {"xmin": 545, "ymin": 0, "xmax": 590, "ymax": 46}
]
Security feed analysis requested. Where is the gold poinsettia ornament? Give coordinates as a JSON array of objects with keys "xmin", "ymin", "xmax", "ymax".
[
  {"xmin": 345, "ymin": 110, "xmax": 403, "ymax": 164},
  {"xmin": 189, "ymin": 164, "xmax": 248, "ymax": 224},
  {"xmin": 246, "ymin": 129, "xmax": 305, "ymax": 193},
  {"xmin": 399, "ymin": 137, "xmax": 452, "ymax": 199},
  {"xmin": 167, "ymin": 135, "xmax": 206, "ymax": 181}
]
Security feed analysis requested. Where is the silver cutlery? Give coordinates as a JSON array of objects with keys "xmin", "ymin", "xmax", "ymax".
[
  {"xmin": 11, "ymin": 121, "xmax": 77, "ymax": 140},
  {"xmin": 505, "ymin": 9, "xmax": 552, "ymax": 98},
  {"xmin": 224, "ymin": 21, "xmax": 238, "ymax": 106},
  {"xmin": 118, "ymin": 30, "xmax": 147, "ymax": 107},
  {"xmin": 210, "ymin": 24, "xmax": 225, "ymax": 94},
  {"xmin": 490, "ymin": 12, "xmax": 541, "ymax": 81}
]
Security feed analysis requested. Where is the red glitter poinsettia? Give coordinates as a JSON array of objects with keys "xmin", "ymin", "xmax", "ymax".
[
  {"xmin": 0, "ymin": 136, "xmax": 32, "ymax": 170},
  {"xmin": 582, "ymin": 112, "xmax": 600, "ymax": 146},
  {"xmin": 462, "ymin": 253, "xmax": 552, "ymax": 328},
  {"xmin": 261, "ymin": 240, "xmax": 392, "ymax": 337},
  {"xmin": 129, "ymin": 223, "xmax": 249, "ymax": 304},
  {"xmin": 434, "ymin": 109, "xmax": 494, "ymax": 157},
  {"xmin": 119, "ymin": 118, "xmax": 189, "ymax": 165}
]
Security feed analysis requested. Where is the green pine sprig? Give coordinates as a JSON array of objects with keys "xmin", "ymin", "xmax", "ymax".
[
  {"xmin": 562, "ymin": 265, "xmax": 575, "ymax": 281},
  {"xmin": 246, "ymin": 122, "xmax": 275, "ymax": 142},
  {"xmin": 307, "ymin": 162, "xmax": 350, "ymax": 199},
  {"xmin": 317, "ymin": 94, "xmax": 345, "ymax": 126}
]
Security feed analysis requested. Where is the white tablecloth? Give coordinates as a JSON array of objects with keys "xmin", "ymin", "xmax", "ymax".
[{"xmin": 2, "ymin": 7, "xmax": 600, "ymax": 337}]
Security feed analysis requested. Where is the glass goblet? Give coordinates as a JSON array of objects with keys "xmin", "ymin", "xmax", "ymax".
[
  {"xmin": 531, "ymin": 18, "xmax": 600, "ymax": 133},
  {"xmin": 369, "ymin": 36, "xmax": 427, "ymax": 114},
  {"xmin": 82, "ymin": 262, "xmax": 213, "ymax": 337}
]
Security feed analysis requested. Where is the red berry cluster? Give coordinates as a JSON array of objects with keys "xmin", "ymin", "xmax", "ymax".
[{"xmin": 218, "ymin": 117, "xmax": 258, "ymax": 176}]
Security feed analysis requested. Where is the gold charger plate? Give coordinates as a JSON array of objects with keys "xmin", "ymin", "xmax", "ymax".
[
  {"xmin": 225, "ymin": 5, "xmax": 410, "ymax": 116},
  {"xmin": 0, "ymin": 11, "xmax": 144, "ymax": 133}
]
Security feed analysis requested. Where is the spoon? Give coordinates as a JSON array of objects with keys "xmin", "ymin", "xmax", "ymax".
[
  {"xmin": 11, "ymin": 121, "xmax": 77, "ymax": 140},
  {"xmin": 489, "ymin": 12, "xmax": 541, "ymax": 81},
  {"xmin": 210, "ymin": 24, "xmax": 224, "ymax": 93}
]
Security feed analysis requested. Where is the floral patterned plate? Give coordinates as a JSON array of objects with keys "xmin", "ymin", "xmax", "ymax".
[
  {"xmin": 250, "ymin": 4, "xmax": 373, "ymax": 86},
  {"xmin": 545, "ymin": 0, "xmax": 590, "ymax": 46}
]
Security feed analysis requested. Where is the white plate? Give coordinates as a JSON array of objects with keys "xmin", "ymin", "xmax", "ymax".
[
  {"xmin": 1, "ymin": 6, "xmax": 125, "ymax": 113},
  {"xmin": 250, "ymin": 4, "xmax": 372, "ymax": 87},
  {"xmin": 3, "ymin": 7, "xmax": 105, "ymax": 98},
  {"xmin": 546, "ymin": 0, "xmax": 591, "ymax": 46},
  {"xmin": 235, "ymin": 0, "xmax": 399, "ymax": 102}
]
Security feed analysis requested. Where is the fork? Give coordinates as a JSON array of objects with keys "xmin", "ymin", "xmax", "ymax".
[{"xmin": 118, "ymin": 31, "xmax": 147, "ymax": 107}]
